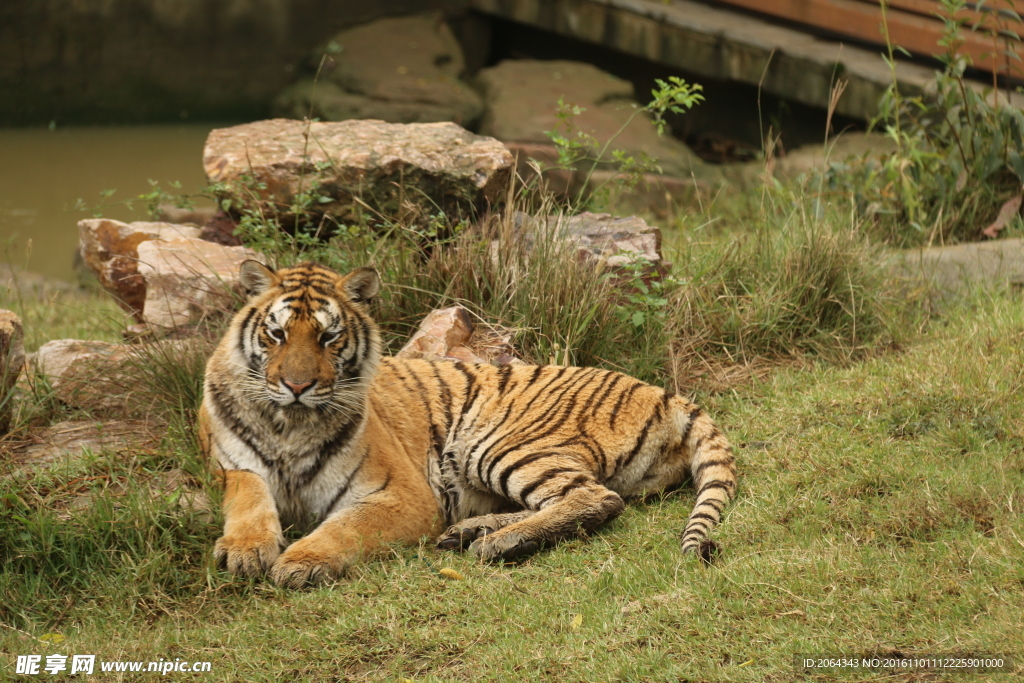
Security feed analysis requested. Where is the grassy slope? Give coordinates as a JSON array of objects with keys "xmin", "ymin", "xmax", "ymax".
[{"xmin": 2, "ymin": 283, "xmax": 1022, "ymax": 681}]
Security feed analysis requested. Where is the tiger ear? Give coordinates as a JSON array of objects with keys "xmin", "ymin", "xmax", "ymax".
[
  {"xmin": 239, "ymin": 260, "xmax": 278, "ymax": 297},
  {"xmin": 340, "ymin": 267, "xmax": 380, "ymax": 305}
]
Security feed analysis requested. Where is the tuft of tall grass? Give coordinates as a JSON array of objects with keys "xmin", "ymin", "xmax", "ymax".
[
  {"xmin": 668, "ymin": 198, "xmax": 903, "ymax": 387},
  {"xmin": 118, "ymin": 336, "xmax": 214, "ymax": 426}
]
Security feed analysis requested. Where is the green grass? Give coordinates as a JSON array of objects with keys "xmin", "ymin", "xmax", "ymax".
[
  {"xmin": 0, "ymin": 166, "xmax": 1019, "ymax": 680},
  {"xmin": 0, "ymin": 276, "xmax": 128, "ymax": 353},
  {"xmin": 1, "ymin": 269, "xmax": 1022, "ymax": 681}
]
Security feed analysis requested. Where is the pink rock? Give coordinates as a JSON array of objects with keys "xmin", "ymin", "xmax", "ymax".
[
  {"xmin": 0, "ymin": 309, "xmax": 25, "ymax": 434},
  {"xmin": 399, "ymin": 307, "xmax": 474, "ymax": 359},
  {"xmin": 396, "ymin": 306, "xmax": 521, "ymax": 365},
  {"xmin": 558, "ymin": 212, "xmax": 666, "ymax": 274},
  {"xmin": 78, "ymin": 219, "xmax": 201, "ymax": 321},
  {"xmin": 32, "ymin": 339, "xmax": 132, "ymax": 412},
  {"xmin": 136, "ymin": 237, "xmax": 260, "ymax": 329}
]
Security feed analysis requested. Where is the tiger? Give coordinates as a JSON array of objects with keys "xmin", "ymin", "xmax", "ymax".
[{"xmin": 198, "ymin": 260, "xmax": 737, "ymax": 588}]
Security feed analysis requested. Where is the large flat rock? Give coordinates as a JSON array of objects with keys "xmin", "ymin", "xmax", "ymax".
[
  {"xmin": 274, "ymin": 13, "xmax": 483, "ymax": 127},
  {"xmin": 204, "ymin": 119, "xmax": 514, "ymax": 228},
  {"xmin": 13, "ymin": 419, "xmax": 160, "ymax": 471}
]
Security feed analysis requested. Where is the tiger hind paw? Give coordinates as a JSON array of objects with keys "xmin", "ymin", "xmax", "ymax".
[
  {"xmin": 436, "ymin": 525, "xmax": 494, "ymax": 550},
  {"xmin": 468, "ymin": 532, "xmax": 541, "ymax": 563}
]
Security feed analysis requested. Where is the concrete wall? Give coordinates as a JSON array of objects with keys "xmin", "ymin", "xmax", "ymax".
[{"xmin": 0, "ymin": 0, "xmax": 467, "ymax": 125}]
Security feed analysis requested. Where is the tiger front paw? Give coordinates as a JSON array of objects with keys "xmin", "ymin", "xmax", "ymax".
[
  {"xmin": 214, "ymin": 530, "xmax": 285, "ymax": 578},
  {"xmin": 269, "ymin": 540, "xmax": 347, "ymax": 589}
]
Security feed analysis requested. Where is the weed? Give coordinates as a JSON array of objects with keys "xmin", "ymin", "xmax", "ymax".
[
  {"xmin": 824, "ymin": 0, "xmax": 1024, "ymax": 246},
  {"xmin": 544, "ymin": 76, "xmax": 704, "ymax": 206}
]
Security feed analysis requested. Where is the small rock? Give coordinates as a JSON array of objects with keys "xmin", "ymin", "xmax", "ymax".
[
  {"xmin": 509, "ymin": 212, "xmax": 668, "ymax": 282},
  {"xmin": 274, "ymin": 13, "xmax": 483, "ymax": 127},
  {"xmin": 399, "ymin": 307, "xmax": 474, "ymax": 358},
  {"xmin": 154, "ymin": 204, "xmax": 218, "ymax": 226},
  {"xmin": 773, "ymin": 132, "xmax": 897, "ymax": 179},
  {"xmin": 0, "ymin": 310, "xmax": 26, "ymax": 434},
  {"xmin": 559, "ymin": 213, "xmax": 666, "ymax": 273},
  {"xmin": 33, "ymin": 340, "xmax": 132, "ymax": 412},
  {"xmin": 31, "ymin": 338, "xmax": 197, "ymax": 413},
  {"xmin": 396, "ymin": 306, "xmax": 522, "ymax": 365},
  {"xmin": 203, "ymin": 119, "xmax": 513, "ymax": 230},
  {"xmin": 78, "ymin": 219, "xmax": 202, "ymax": 321},
  {"xmin": 136, "ymin": 237, "xmax": 259, "ymax": 329},
  {"xmin": 13, "ymin": 419, "xmax": 159, "ymax": 471}
]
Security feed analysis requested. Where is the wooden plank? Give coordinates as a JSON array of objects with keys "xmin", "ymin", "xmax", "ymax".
[
  {"xmin": 711, "ymin": 0, "xmax": 1023, "ymax": 73},
  {"xmin": 851, "ymin": 0, "xmax": 1018, "ymax": 30},
  {"xmin": 852, "ymin": 1, "xmax": 980, "ymax": 19}
]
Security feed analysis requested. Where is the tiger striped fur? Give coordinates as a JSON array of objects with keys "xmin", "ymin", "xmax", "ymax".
[{"xmin": 199, "ymin": 261, "xmax": 736, "ymax": 588}]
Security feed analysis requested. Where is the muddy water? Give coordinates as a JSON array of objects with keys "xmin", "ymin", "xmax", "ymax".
[{"xmin": 0, "ymin": 124, "xmax": 226, "ymax": 283}]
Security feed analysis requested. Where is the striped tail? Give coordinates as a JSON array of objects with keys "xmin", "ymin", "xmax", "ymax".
[{"xmin": 680, "ymin": 406, "xmax": 736, "ymax": 560}]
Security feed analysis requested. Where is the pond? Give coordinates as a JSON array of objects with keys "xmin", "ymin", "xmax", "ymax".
[{"xmin": 0, "ymin": 124, "xmax": 225, "ymax": 282}]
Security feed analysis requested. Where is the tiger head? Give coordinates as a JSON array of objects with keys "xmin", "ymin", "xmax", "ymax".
[{"xmin": 232, "ymin": 260, "xmax": 382, "ymax": 411}]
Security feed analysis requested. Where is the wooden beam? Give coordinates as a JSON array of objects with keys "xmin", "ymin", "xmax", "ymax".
[{"xmin": 710, "ymin": 0, "xmax": 1022, "ymax": 74}]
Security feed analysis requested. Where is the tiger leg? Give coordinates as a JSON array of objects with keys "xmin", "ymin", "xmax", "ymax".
[
  {"xmin": 213, "ymin": 469, "xmax": 286, "ymax": 578},
  {"xmin": 270, "ymin": 470, "xmax": 440, "ymax": 588},
  {"xmin": 436, "ymin": 511, "xmax": 536, "ymax": 550},
  {"xmin": 469, "ymin": 478, "xmax": 625, "ymax": 562}
]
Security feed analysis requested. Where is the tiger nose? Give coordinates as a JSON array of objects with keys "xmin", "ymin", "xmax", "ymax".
[{"xmin": 283, "ymin": 379, "xmax": 314, "ymax": 396}]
